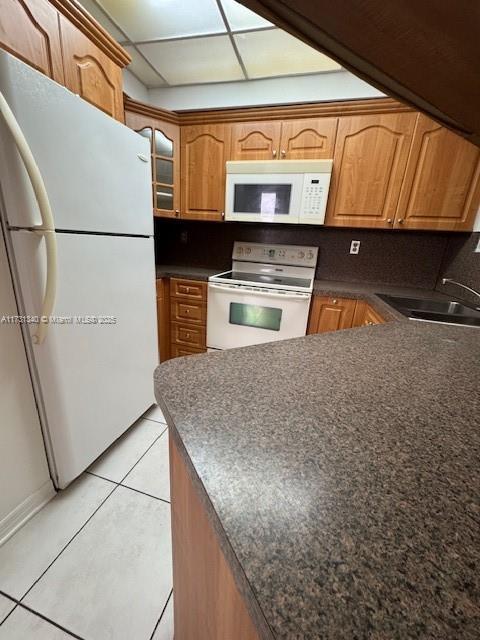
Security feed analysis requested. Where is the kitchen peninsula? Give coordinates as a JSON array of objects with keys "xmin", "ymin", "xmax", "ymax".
[{"xmin": 154, "ymin": 318, "xmax": 480, "ymax": 639}]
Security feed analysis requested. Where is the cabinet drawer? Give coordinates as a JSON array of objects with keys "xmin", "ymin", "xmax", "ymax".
[
  {"xmin": 170, "ymin": 344, "xmax": 206, "ymax": 358},
  {"xmin": 170, "ymin": 278, "xmax": 206, "ymax": 301},
  {"xmin": 171, "ymin": 322, "xmax": 206, "ymax": 348},
  {"xmin": 170, "ymin": 299, "xmax": 206, "ymax": 325}
]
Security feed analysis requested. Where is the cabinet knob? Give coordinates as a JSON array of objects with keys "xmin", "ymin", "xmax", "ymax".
[
  {"xmin": 175, "ymin": 210, "xmax": 180, "ymax": 217},
  {"xmin": 332, "ymin": 299, "xmax": 338, "ymax": 304},
  {"xmin": 186, "ymin": 333, "xmax": 190, "ymax": 339},
  {"xmin": 387, "ymin": 218, "xmax": 393, "ymax": 224},
  {"xmin": 272, "ymin": 149, "xmax": 277, "ymax": 158},
  {"xmin": 397, "ymin": 218, "xmax": 404, "ymax": 224},
  {"xmin": 186, "ymin": 309, "xmax": 190, "ymax": 313},
  {"xmin": 281, "ymin": 149, "xmax": 286, "ymax": 158}
]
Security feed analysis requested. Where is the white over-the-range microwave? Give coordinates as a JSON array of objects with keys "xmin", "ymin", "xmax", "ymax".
[{"xmin": 225, "ymin": 159, "xmax": 333, "ymax": 225}]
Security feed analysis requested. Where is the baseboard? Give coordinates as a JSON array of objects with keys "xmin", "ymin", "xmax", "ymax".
[{"xmin": 0, "ymin": 480, "xmax": 56, "ymax": 547}]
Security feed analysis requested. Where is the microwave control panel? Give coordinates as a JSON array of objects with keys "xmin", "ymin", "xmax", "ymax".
[{"xmin": 300, "ymin": 173, "xmax": 332, "ymax": 224}]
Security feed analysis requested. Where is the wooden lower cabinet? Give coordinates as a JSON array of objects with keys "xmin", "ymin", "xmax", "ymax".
[
  {"xmin": 170, "ymin": 278, "xmax": 207, "ymax": 358},
  {"xmin": 156, "ymin": 278, "xmax": 170, "ymax": 362},
  {"xmin": 307, "ymin": 296, "xmax": 357, "ymax": 334},
  {"xmin": 352, "ymin": 301, "xmax": 385, "ymax": 327},
  {"xmin": 170, "ymin": 434, "xmax": 261, "ymax": 640},
  {"xmin": 308, "ymin": 296, "xmax": 385, "ymax": 334}
]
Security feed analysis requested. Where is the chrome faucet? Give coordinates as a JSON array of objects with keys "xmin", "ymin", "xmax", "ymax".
[{"xmin": 441, "ymin": 278, "xmax": 480, "ymax": 309}]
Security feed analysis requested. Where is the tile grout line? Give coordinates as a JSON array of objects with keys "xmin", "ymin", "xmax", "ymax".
[
  {"xmin": 4, "ymin": 421, "xmax": 169, "ymax": 635},
  {"xmin": 86, "ymin": 470, "xmax": 170, "ymax": 505},
  {"xmin": 149, "ymin": 589, "xmax": 173, "ymax": 640},
  {"xmin": 17, "ymin": 601, "xmax": 86, "ymax": 639},
  {"xmin": 0, "ymin": 590, "xmax": 18, "ymax": 626},
  {"xmin": 17, "ymin": 482, "xmax": 120, "ymax": 604}
]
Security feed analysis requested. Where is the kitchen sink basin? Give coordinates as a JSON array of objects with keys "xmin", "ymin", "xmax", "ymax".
[{"xmin": 376, "ymin": 294, "xmax": 480, "ymax": 328}]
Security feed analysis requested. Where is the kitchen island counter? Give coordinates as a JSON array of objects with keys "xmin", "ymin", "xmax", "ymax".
[{"xmin": 154, "ymin": 320, "xmax": 480, "ymax": 639}]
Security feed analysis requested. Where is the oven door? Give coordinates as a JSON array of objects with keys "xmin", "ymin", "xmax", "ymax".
[
  {"xmin": 207, "ymin": 282, "xmax": 311, "ymax": 350},
  {"xmin": 225, "ymin": 173, "xmax": 303, "ymax": 223}
]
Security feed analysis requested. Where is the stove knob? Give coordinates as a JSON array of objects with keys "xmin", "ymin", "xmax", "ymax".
[
  {"xmin": 246, "ymin": 247, "xmax": 251, "ymax": 254},
  {"xmin": 237, "ymin": 247, "xmax": 244, "ymax": 255},
  {"xmin": 297, "ymin": 251, "xmax": 305, "ymax": 259},
  {"xmin": 307, "ymin": 250, "xmax": 314, "ymax": 260}
]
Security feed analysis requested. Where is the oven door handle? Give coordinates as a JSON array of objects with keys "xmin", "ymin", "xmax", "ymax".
[{"xmin": 209, "ymin": 283, "xmax": 310, "ymax": 300}]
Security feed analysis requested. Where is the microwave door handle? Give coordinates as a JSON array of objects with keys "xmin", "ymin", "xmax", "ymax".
[
  {"xmin": 0, "ymin": 91, "xmax": 58, "ymax": 345},
  {"xmin": 209, "ymin": 283, "xmax": 309, "ymax": 300}
]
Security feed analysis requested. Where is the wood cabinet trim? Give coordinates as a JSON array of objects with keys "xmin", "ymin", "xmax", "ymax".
[
  {"xmin": 123, "ymin": 96, "xmax": 409, "ymax": 128},
  {"xmin": 49, "ymin": 0, "xmax": 130, "ymax": 66}
]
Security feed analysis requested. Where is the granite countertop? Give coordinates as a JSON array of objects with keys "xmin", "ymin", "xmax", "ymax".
[
  {"xmin": 155, "ymin": 264, "xmax": 218, "ymax": 281},
  {"xmin": 155, "ymin": 264, "xmax": 463, "ymax": 322},
  {"xmin": 154, "ymin": 321, "xmax": 480, "ymax": 639}
]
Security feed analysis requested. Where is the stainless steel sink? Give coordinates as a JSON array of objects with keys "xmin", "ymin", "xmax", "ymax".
[{"xmin": 376, "ymin": 294, "xmax": 480, "ymax": 328}]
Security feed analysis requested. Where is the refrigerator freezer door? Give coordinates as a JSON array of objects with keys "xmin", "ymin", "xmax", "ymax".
[
  {"xmin": 11, "ymin": 230, "xmax": 158, "ymax": 488},
  {"xmin": 0, "ymin": 51, "xmax": 152, "ymax": 236}
]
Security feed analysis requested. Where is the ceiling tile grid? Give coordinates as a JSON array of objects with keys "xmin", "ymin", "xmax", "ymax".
[{"xmin": 78, "ymin": 0, "xmax": 341, "ymax": 88}]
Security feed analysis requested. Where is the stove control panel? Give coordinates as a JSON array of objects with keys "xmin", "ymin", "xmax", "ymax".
[{"xmin": 233, "ymin": 242, "xmax": 318, "ymax": 268}]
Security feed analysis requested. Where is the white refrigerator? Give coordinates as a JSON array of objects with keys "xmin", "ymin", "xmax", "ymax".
[{"xmin": 0, "ymin": 51, "xmax": 158, "ymax": 489}]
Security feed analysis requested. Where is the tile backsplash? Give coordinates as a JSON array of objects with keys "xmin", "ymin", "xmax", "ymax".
[
  {"xmin": 155, "ymin": 219, "xmax": 454, "ymax": 289},
  {"xmin": 436, "ymin": 232, "xmax": 480, "ymax": 306}
]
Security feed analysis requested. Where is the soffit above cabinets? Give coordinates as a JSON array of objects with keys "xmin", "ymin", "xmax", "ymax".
[{"xmin": 77, "ymin": 0, "xmax": 341, "ymax": 88}]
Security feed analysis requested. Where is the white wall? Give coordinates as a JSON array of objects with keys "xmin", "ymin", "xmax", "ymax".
[
  {"xmin": 123, "ymin": 69, "xmax": 149, "ymax": 103},
  {"xmin": 0, "ymin": 226, "xmax": 54, "ymax": 544},
  {"xmin": 147, "ymin": 70, "xmax": 384, "ymax": 111}
]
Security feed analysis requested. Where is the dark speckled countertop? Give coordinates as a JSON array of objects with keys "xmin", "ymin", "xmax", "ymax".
[{"xmin": 154, "ymin": 318, "xmax": 480, "ymax": 639}]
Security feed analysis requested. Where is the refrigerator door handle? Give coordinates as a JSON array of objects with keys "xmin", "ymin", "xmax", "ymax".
[{"xmin": 0, "ymin": 91, "xmax": 57, "ymax": 344}]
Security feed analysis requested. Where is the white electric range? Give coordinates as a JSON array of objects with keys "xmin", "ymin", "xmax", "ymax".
[{"xmin": 207, "ymin": 242, "xmax": 318, "ymax": 350}]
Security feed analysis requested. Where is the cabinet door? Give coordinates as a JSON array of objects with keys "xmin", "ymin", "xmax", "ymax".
[
  {"xmin": 325, "ymin": 113, "xmax": 416, "ymax": 228},
  {"xmin": 181, "ymin": 124, "xmax": 230, "ymax": 220},
  {"xmin": 396, "ymin": 115, "xmax": 480, "ymax": 231},
  {"xmin": 230, "ymin": 121, "xmax": 281, "ymax": 160},
  {"xmin": 352, "ymin": 301, "xmax": 385, "ymax": 327},
  {"xmin": 279, "ymin": 118, "xmax": 337, "ymax": 159},
  {"xmin": 156, "ymin": 278, "xmax": 170, "ymax": 362},
  {"xmin": 152, "ymin": 123, "xmax": 180, "ymax": 218},
  {"xmin": 0, "ymin": 0, "xmax": 64, "ymax": 83},
  {"xmin": 59, "ymin": 17, "xmax": 124, "ymax": 121},
  {"xmin": 307, "ymin": 296, "xmax": 357, "ymax": 334}
]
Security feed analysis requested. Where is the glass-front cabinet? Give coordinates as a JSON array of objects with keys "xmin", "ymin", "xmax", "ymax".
[{"xmin": 124, "ymin": 108, "xmax": 180, "ymax": 218}]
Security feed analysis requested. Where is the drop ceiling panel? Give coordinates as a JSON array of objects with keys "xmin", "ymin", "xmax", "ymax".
[
  {"xmin": 124, "ymin": 46, "xmax": 166, "ymax": 87},
  {"xmin": 235, "ymin": 30, "xmax": 342, "ymax": 78},
  {"xmin": 97, "ymin": 0, "xmax": 226, "ymax": 41},
  {"xmin": 220, "ymin": 0, "xmax": 273, "ymax": 31},
  {"xmin": 79, "ymin": 0, "xmax": 126, "ymax": 42},
  {"xmin": 139, "ymin": 36, "xmax": 244, "ymax": 85}
]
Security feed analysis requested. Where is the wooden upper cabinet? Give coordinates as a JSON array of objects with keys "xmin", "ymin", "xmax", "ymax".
[
  {"xmin": 325, "ymin": 113, "xmax": 417, "ymax": 228},
  {"xmin": 396, "ymin": 115, "xmax": 480, "ymax": 231},
  {"xmin": 307, "ymin": 296, "xmax": 357, "ymax": 334},
  {"xmin": 279, "ymin": 118, "xmax": 337, "ymax": 159},
  {"xmin": 230, "ymin": 121, "xmax": 281, "ymax": 160},
  {"xmin": 125, "ymin": 109, "xmax": 180, "ymax": 218},
  {"xmin": 181, "ymin": 124, "xmax": 230, "ymax": 220},
  {"xmin": 0, "ymin": 0, "xmax": 64, "ymax": 83},
  {"xmin": 59, "ymin": 17, "xmax": 124, "ymax": 121}
]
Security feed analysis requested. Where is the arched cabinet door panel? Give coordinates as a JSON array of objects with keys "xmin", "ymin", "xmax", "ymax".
[
  {"xmin": 0, "ymin": 0, "xmax": 64, "ymax": 82},
  {"xmin": 181, "ymin": 124, "xmax": 230, "ymax": 220},
  {"xmin": 230, "ymin": 121, "xmax": 281, "ymax": 160},
  {"xmin": 325, "ymin": 113, "xmax": 416, "ymax": 228},
  {"xmin": 279, "ymin": 118, "xmax": 337, "ymax": 159},
  {"xmin": 396, "ymin": 115, "xmax": 480, "ymax": 231},
  {"xmin": 59, "ymin": 17, "xmax": 123, "ymax": 122}
]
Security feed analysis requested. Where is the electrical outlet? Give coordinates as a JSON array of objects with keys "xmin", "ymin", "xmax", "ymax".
[
  {"xmin": 475, "ymin": 236, "xmax": 480, "ymax": 253},
  {"xmin": 350, "ymin": 240, "xmax": 360, "ymax": 255}
]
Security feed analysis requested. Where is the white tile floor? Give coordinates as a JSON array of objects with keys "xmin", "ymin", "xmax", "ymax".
[{"xmin": 0, "ymin": 405, "xmax": 173, "ymax": 640}]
